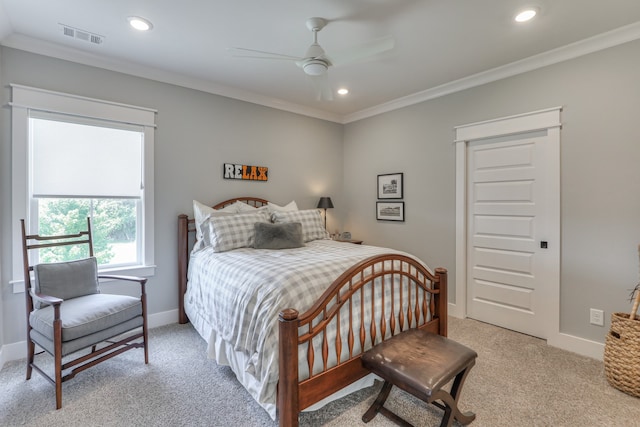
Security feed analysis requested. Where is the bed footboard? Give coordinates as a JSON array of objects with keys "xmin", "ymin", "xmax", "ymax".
[{"xmin": 278, "ymin": 254, "xmax": 447, "ymax": 427}]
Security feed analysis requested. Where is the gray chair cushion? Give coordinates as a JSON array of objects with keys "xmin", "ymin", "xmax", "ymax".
[
  {"xmin": 31, "ymin": 316, "xmax": 144, "ymax": 357},
  {"xmin": 29, "ymin": 293, "xmax": 142, "ymax": 342},
  {"xmin": 33, "ymin": 257, "xmax": 99, "ymax": 309}
]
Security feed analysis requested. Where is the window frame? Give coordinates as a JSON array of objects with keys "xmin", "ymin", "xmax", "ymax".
[{"xmin": 10, "ymin": 84, "xmax": 156, "ymax": 293}]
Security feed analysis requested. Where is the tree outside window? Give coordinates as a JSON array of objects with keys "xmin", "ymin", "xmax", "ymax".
[{"xmin": 38, "ymin": 198, "xmax": 137, "ymax": 265}]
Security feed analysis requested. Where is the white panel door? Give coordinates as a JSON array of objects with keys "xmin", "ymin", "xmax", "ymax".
[{"xmin": 466, "ymin": 132, "xmax": 557, "ymax": 339}]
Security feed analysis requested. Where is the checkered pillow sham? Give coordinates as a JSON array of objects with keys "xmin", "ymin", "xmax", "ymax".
[
  {"xmin": 208, "ymin": 210, "xmax": 270, "ymax": 252},
  {"xmin": 271, "ymin": 209, "xmax": 330, "ymax": 242},
  {"xmin": 192, "ymin": 200, "xmax": 237, "ymax": 252}
]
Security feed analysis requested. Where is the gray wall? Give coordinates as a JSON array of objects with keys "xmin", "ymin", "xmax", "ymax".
[
  {"xmin": 0, "ymin": 45, "xmax": 4, "ymax": 354},
  {"xmin": 343, "ymin": 39, "xmax": 640, "ymax": 342},
  {"xmin": 2, "ymin": 38, "xmax": 639, "ymax": 351},
  {"xmin": 0, "ymin": 47, "xmax": 344, "ymax": 346}
]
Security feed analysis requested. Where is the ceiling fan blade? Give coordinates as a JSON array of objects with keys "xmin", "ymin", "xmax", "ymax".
[
  {"xmin": 226, "ymin": 47, "xmax": 303, "ymax": 61},
  {"xmin": 308, "ymin": 73, "xmax": 333, "ymax": 101},
  {"xmin": 325, "ymin": 35, "xmax": 395, "ymax": 66}
]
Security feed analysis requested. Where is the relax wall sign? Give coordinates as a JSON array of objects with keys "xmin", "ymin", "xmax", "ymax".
[{"xmin": 223, "ymin": 163, "xmax": 269, "ymax": 182}]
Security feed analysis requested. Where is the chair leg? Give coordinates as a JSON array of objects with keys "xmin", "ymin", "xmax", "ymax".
[
  {"xmin": 26, "ymin": 338, "xmax": 35, "ymax": 380},
  {"xmin": 143, "ymin": 319, "xmax": 149, "ymax": 364},
  {"xmin": 362, "ymin": 381, "xmax": 393, "ymax": 423},
  {"xmin": 54, "ymin": 319, "xmax": 63, "ymax": 409},
  {"xmin": 432, "ymin": 365, "xmax": 476, "ymax": 427},
  {"xmin": 143, "ymin": 294, "xmax": 150, "ymax": 364}
]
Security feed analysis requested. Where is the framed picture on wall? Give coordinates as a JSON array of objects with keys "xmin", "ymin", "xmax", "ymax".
[
  {"xmin": 377, "ymin": 173, "xmax": 403, "ymax": 199},
  {"xmin": 376, "ymin": 201, "xmax": 405, "ymax": 222}
]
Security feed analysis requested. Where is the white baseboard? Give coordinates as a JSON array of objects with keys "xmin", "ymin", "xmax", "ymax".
[
  {"xmin": 0, "ymin": 309, "xmax": 179, "ymax": 367},
  {"xmin": 447, "ymin": 302, "xmax": 465, "ymax": 319},
  {"xmin": 1, "ymin": 340, "xmax": 27, "ymax": 365},
  {"xmin": 2, "ymin": 306, "xmax": 605, "ymax": 369},
  {"xmin": 148, "ymin": 309, "xmax": 179, "ymax": 329},
  {"xmin": 547, "ymin": 332, "xmax": 605, "ymax": 361},
  {"xmin": 448, "ymin": 302, "xmax": 605, "ymax": 361}
]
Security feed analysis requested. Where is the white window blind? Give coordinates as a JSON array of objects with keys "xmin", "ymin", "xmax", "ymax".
[{"xmin": 30, "ymin": 115, "xmax": 143, "ymax": 199}]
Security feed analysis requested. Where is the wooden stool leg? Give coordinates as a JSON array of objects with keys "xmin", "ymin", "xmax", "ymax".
[
  {"xmin": 432, "ymin": 365, "xmax": 475, "ymax": 427},
  {"xmin": 362, "ymin": 381, "xmax": 393, "ymax": 423}
]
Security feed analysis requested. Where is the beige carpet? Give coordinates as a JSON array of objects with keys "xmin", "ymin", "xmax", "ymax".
[{"xmin": 1, "ymin": 317, "xmax": 639, "ymax": 426}]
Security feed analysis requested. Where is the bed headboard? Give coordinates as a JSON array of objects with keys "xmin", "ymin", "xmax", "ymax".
[
  {"xmin": 177, "ymin": 197, "xmax": 269, "ymax": 323},
  {"xmin": 212, "ymin": 196, "xmax": 269, "ymax": 210}
]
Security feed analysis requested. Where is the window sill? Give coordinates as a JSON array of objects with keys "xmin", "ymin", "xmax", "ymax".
[
  {"xmin": 99, "ymin": 264, "xmax": 156, "ymax": 280},
  {"xmin": 11, "ymin": 264, "xmax": 156, "ymax": 294}
]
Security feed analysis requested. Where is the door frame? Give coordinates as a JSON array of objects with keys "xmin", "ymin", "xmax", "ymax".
[{"xmin": 452, "ymin": 107, "xmax": 562, "ymax": 340}]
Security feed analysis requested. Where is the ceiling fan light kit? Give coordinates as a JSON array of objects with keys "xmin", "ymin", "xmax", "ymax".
[{"xmin": 303, "ymin": 60, "xmax": 328, "ymax": 76}]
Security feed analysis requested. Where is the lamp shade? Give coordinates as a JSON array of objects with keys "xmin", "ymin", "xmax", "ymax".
[{"xmin": 317, "ymin": 197, "xmax": 334, "ymax": 209}]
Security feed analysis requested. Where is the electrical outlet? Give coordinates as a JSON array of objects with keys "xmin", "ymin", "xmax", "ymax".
[{"xmin": 590, "ymin": 308, "xmax": 604, "ymax": 326}]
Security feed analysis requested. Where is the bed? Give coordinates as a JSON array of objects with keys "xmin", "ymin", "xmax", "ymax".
[{"xmin": 177, "ymin": 197, "xmax": 447, "ymax": 427}]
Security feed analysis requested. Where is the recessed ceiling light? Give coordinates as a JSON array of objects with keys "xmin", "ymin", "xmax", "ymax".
[
  {"xmin": 337, "ymin": 88, "xmax": 349, "ymax": 95},
  {"xmin": 128, "ymin": 16, "xmax": 153, "ymax": 31},
  {"xmin": 515, "ymin": 8, "xmax": 538, "ymax": 23}
]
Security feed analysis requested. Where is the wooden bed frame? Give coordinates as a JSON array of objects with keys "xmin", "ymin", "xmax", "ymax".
[{"xmin": 177, "ymin": 197, "xmax": 448, "ymax": 427}]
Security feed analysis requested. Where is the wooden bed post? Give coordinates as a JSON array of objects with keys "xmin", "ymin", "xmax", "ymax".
[
  {"xmin": 278, "ymin": 308, "xmax": 300, "ymax": 427},
  {"xmin": 435, "ymin": 267, "xmax": 448, "ymax": 337},
  {"xmin": 178, "ymin": 214, "xmax": 189, "ymax": 324}
]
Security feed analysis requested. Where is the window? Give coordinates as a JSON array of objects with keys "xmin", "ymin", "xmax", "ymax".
[
  {"xmin": 31, "ymin": 113, "xmax": 144, "ymax": 267},
  {"xmin": 11, "ymin": 85, "xmax": 156, "ymax": 290}
]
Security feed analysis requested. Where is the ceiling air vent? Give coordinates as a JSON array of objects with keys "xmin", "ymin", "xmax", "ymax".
[{"xmin": 60, "ymin": 24, "xmax": 104, "ymax": 45}]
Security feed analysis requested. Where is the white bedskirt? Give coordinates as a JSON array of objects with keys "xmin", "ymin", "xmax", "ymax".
[{"xmin": 184, "ymin": 296, "xmax": 376, "ymax": 420}]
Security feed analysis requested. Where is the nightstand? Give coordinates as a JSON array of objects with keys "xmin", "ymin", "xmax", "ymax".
[{"xmin": 335, "ymin": 238, "xmax": 363, "ymax": 245}]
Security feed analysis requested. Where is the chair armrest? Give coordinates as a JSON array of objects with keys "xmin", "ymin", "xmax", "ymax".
[
  {"xmin": 29, "ymin": 290, "xmax": 63, "ymax": 306},
  {"xmin": 98, "ymin": 275, "xmax": 148, "ymax": 298},
  {"xmin": 98, "ymin": 275, "xmax": 148, "ymax": 285}
]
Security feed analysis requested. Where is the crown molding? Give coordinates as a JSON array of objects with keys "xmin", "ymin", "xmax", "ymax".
[
  {"xmin": 0, "ymin": 33, "xmax": 344, "ymax": 123},
  {"xmin": 2, "ymin": 20, "xmax": 640, "ymax": 125},
  {"xmin": 343, "ymin": 21, "xmax": 640, "ymax": 124}
]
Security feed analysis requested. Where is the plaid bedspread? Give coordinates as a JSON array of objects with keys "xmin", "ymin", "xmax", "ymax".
[{"xmin": 185, "ymin": 239, "xmax": 421, "ymax": 415}]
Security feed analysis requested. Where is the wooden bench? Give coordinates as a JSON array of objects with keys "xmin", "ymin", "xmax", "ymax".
[{"xmin": 361, "ymin": 328, "xmax": 477, "ymax": 427}]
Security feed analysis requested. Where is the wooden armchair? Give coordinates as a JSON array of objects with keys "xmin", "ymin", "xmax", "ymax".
[{"xmin": 20, "ymin": 218, "xmax": 149, "ymax": 409}]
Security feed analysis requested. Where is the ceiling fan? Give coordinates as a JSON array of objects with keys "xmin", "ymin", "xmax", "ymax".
[{"xmin": 227, "ymin": 17, "xmax": 395, "ymax": 101}]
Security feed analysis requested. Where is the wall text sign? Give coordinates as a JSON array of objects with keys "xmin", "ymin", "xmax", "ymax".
[{"xmin": 223, "ymin": 163, "xmax": 268, "ymax": 181}]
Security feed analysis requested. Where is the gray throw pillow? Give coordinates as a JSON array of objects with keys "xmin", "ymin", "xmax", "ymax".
[
  {"xmin": 33, "ymin": 257, "xmax": 100, "ymax": 308},
  {"xmin": 253, "ymin": 222, "xmax": 303, "ymax": 250}
]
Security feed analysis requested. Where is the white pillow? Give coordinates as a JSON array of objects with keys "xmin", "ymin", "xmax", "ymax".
[
  {"xmin": 208, "ymin": 210, "xmax": 271, "ymax": 252},
  {"xmin": 193, "ymin": 200, "xmax": 237, "ymax": 252},
  {"xmin": 271, "ymin": 209, "xmax": 330, "ymax": 242},
  {"xmin": 267, "ymin": 200, "xmax": 298, "ymax": 213},
  {"xmin": 234, "ymin": 200, "xmax": 260, "ymax": 212}
]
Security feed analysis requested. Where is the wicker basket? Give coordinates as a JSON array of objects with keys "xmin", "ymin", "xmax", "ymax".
[{"xmin": 604, "ymin": 290, "xmax": 640, "ymax": 397}]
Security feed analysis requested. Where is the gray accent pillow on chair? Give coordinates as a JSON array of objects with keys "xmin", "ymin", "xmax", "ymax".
[
  {"xmin": 33, "ymin": 257, "xmax": 100, "ymax": 309},
  {"xmin": 254, "ymin": 222, "xmax": 304, "ymax": 249}
]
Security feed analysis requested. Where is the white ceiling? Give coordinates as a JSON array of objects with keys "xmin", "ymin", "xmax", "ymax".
[{"xmin": 2, "ymin": 1, "xmax": 640, "ymax": 123}]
